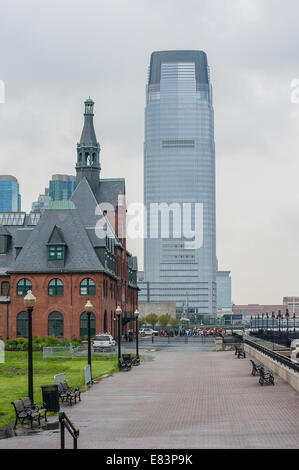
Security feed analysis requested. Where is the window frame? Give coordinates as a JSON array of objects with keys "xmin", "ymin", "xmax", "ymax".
[
  {"xmin": 17, "ymin": 278, "xmax": 32, "ymax": 297},
  {"xmin": 48, "ymin": 245, "xmax": 64, "ymax": 261},
  {"xmin": 80, "ymin": 278, "xmax": 96, "ymax": 296},
  {"xmin": 48, "ymin": 278, "xmax": 64, "ymax": 297}
]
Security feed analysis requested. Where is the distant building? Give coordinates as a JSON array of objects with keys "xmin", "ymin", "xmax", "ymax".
[
  {"xmin": 31, "ymin": 188, "xmax": 51, "ymax": 213},
  {"xmin": 49, "ymin": 175, "xmax": 76, "ymax": 201},
  {"xmin": 232, "ymin": 304, "xmax": 284, "ymax": 321},
  {"xmin": 283, "ymin": 297, "xmax": 299, "ymax": 316},
  {"xmin": 140, "ymin": 50, "xmax": 217, "ymax": 320},
  {"xmin": 0, "ymin": 176, "xmax": 21, "ymax": 212},
  {"xmin": 216, "ymin": 271, "xmax": 232, "ymax": 311},
  {"xmin": 139, "ymin": 301, "xmax": 177, "ymax": 319}
]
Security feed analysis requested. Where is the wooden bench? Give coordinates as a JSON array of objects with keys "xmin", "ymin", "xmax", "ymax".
[
  {"xmin": 259, "ymin": 367, "xmax": 275, "ymax": 386},
  {"xmin": 235, "ymin": 347, "xmax": 246, "ymax": 359},
  {"xmin": 131, "ymin": 355, "xmax": 140, "ymax": 366},
  {"xmin": 58, "ymin": 381, "xmax": 81, "ymax": 406},
  {"xmin": 21, "ymin": 396, "xmax": 48, "ymax": 423},
  {"xmin": 119, "ymin": 354, "xmax": 132, "ymax": 370},
  {"xmin": 11, "ymin": 398, "xmax": 45, "ymax": 430},
  {"xmin": 250, "ymin": 359, "xmax": 263, "ymax": 376}
]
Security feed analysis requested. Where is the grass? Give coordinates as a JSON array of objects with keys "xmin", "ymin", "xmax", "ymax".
[{"xmin": 0, "ymin": 351, "xmax": 118, "ymax": 429}]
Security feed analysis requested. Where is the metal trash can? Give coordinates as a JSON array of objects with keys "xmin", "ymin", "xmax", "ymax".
[{"xmin": 41, "ymin": 384, "xmax": 60, "ymax": 412}]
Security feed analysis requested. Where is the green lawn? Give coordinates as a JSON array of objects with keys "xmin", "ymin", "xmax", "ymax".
[{"xmin": 0, "ymin": 351, "xmax": 118, "ymax": 429}]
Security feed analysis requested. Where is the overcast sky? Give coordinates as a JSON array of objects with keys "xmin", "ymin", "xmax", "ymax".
[{"xmin": 1, "ymin": 0, "xmax": 299, "ymax": 305}]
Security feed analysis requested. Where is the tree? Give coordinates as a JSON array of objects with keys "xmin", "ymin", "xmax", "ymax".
[
  {"xmin": 170, "ymin": 317, "xmax": 180, "ymax": 327},
  {"xmin": 145, "ymin": 313, "xmax": 159, "ymax": 329},
  {"xmin": 158, "ymin": 314, "xmax": 171, "ymax": 328},
  {"xmin": 139, "ymin": 317, "xmax": 147, "ymax": 327}
]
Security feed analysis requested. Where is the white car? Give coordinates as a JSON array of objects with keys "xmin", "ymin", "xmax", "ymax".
[
  {"xmin": 92, "ymin": 334, "xmax": 116, "ymax": 352},
  {"xmin": 139, "ymin": 328, "xmax": 158, "ymax": 336}
]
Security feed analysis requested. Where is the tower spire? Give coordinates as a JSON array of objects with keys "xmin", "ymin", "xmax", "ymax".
[{"xmin": 76, "ymin": 98, "xmax": 101, "ymax": 194}]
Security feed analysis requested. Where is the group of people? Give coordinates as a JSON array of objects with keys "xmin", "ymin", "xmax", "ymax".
[
  {"xmin": 158, "ymin": 328, "xmax": 227, "ymax": 337},
  {"xmin": 180, "ymin": 328, "xmax": 226, "ymax": 337}
]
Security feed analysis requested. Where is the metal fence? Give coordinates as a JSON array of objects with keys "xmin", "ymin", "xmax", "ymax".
[
  {"xmin": 245, "ymin": 338, "xmax": 299, "ymax": 373},
  {"xmin": 43, "ymin": 345, "xmax": 117, "ymax": 359}
]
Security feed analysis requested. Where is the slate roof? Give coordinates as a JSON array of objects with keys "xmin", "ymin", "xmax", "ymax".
[
  {"xmin": 8, "ymin": 206, "xmax": 105, "ymax": 273},
  {"xmin": 72, "ymin": 178, "xmax": 122, "ymax": 247},
  {"xmin": 95, "ymin": 179, "xmax": 125, "ymax": 210},
  {"xmin": 79, "ymin": 114, "xmax": 98, "ymax": 147},
  {"xmin": 0, "ymin": 224, "xmax": 10, "ymax": 236}
]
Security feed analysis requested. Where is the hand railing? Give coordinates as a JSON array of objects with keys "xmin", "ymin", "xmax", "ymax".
[{"xmin": 59, "ymin": 412, "xmax": 79, "ymax": 449}]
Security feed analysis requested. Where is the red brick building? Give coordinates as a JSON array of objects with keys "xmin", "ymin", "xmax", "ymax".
[{"xmin": 0, "ymin": 98, "xmax": 138, "ymax": 340}]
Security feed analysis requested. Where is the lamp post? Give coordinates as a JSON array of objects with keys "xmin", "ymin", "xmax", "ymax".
[
  {"xmin": 278, "ymin": 310, "xmax": 282, "ymax": 333},
  {"xmin": 294, "ymin": 313, "xmax": 296, "ymax": 334},
  {"xmin": 116, "ymin": 306, "xmax": 122, "ymax": 365},
  {"xmin": 135, "ymin": 309, "xmax": 140, "ymax": 362},
  {"xmin": 257, "ymin": 314, "xmax": 260, "ymax": 332},
  {"xmin": 285, "ymin": 309, "xmax": 290, "ymax": 336},
  {"xmin": 254, "ymin": 316, "xmax": 256, "ymax": 332},
  {"xmin": 262, "ymin": 313, "xmax": 264, "ymax": 330},
  {"xmin": 272, "ymin": 312, "xmax": 275, "ymax": 350},
  {"xmin": 85, "ymin": 300, "xmax": 93, "ymax": 384},
  {"xmin": 24, "ymin": 290, "xmax": 36, "ymax": 403},
  {"xmin": 266, "ymin": 313, "xmax": 269, "ymax": 332},
  {"xmin": 250, "ymin": 316, "xmax": 253, "ymax": 333}
]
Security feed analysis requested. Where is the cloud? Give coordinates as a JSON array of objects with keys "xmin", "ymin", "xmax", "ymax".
[{"xmin": 0, "ymin": 0, "xmax": 299, "ymax": 304}]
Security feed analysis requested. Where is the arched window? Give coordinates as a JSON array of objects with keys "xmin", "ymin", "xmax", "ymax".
[
  {"xmin": 16, "ymin": 311, "xmax": 28, "ymax": 337},
  {"xmin": 48, "ymin": 312, "xmax": 64, "ymax": 337},
  {"xmin": 1, "ymin": 281, "xmax": 10, "ymax": 296},
  {"xmin": 17, "ymin": 279, "xmax": 32, "ymax": 297},
  {"xmin": 104, "ymin": 310, "xmax": 108, "ymax": 333},
  {"xmin": 80, "ymin": 312, "xmax": 96, "ymax": 337},
  {"xmin": 48, "ymin": 279, "xmax": 64, "ymax": 296},
  {"xmin": 80, "ymin": 278, "xmax": 96, "ymax": 296}
]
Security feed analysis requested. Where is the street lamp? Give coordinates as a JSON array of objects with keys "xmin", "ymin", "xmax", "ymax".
[
  {"xmin": 135, "ymin": 309, "xmax": 140, "ymax": 363},
  {"xmin": 85, "ymin": 299, "xmax": 93, "ymax": 384},
  {"xmin": 257, "ymin": 314, "xmax": 260, "ymax": 332},
  {"xmin": 24, "ymin": 290, "xmax": 36, "ymax": 402},
  {"xmin": 285, "ymin": 309, "xmax": 290, "ymax": 336},
  {"xmin": 250, "ymin": 316, "xmax": 253, "ymax": 333},
  {"xmin": 266, "ymin": 313, "xmax": 269, "ymax": 332},
  {"xmin": 294, "ymin": 313, "xmax": 296, "ymax": 334},
  {"xmin": 116, "ymin": 306, "xmax": 122, "ymax": 365},
  {"xmin": 272, "ymin": 312, "xmax": 275, "ymax": 350},
  {"xmin": 277, "ymin": 310, "xmax": 282, "ymax": 333}
]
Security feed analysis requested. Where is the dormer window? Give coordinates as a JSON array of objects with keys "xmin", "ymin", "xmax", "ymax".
[
  {"xmin": 47, "ymin": 225, "xmax": 66, "ymax": 268},
  {"xmin": 48, "ymin": 245, "xmax": 64, "ymax": 261}
]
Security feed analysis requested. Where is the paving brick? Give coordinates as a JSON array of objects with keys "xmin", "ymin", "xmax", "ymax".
[{"xmin": 1, "ymin": 350, "xmax": 299, "ymax": 449}]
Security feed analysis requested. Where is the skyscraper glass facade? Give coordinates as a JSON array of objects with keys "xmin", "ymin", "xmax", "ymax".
[
  {"xmin": 0, "ymin": 176, "xmax": 21, "ymax": 212},
  {"xmin": 216, "ymin": 271, "xmax": 232, "ymax": 311},
  {"xmin": 139, "ymin": 51, "xmax": 217, "ymax": 318},
  {"xmin": 49, "ymin": 175, "xmax": 76, "ymax": 201}
]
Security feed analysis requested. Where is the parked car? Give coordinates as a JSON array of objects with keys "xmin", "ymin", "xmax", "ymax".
[
  {"xmin": 92, "ymin": 334, "xmax": 116, "ymax": 352},
  {"xmin": 139, "ymin": 328, "xmax": 158, "ymax": 336}
]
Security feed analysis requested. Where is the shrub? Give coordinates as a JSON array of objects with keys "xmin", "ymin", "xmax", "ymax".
[{"xmin": 41, "ymin": 336, "xmax": 60, "ymax": 347}]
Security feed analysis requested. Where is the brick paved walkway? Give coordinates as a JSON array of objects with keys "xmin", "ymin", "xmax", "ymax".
[{"xmin": 1, "ymin": 350, "xmax": 299, "ymax": 449}]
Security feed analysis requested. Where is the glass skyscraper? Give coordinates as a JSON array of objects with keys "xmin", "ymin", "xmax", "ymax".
[
  {"xmin": 139, "ymin": 51, "xmax": 217, "ymax": 319},
  {"xmin": 49, "ymin": 175, "xmax": 76, "ymax": 201},
  {"xmin": 0, "ymin": 175, "xmax": 21, "ymax": 212}
]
